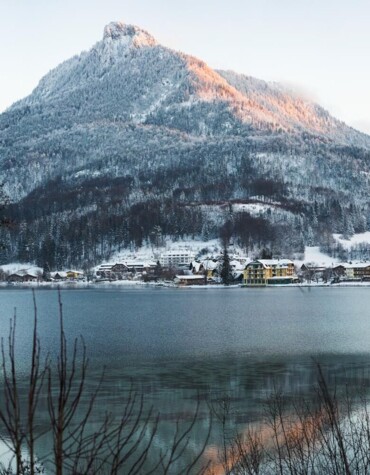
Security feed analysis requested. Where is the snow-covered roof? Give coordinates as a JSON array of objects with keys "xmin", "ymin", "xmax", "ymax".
[
  {"xmin": 160, "ymin": 250, "xmax": 195, "ymax": 257},
  {"xmin": 259, "ymin": 259, "xmax": 293, "ymax": 265},
  {"xmin": 51, "ymin": 271, "xmax": 68, "ymax": 278},
  {"xmin": 201, "ymin": 260, "xmax": 219, "ymax": 271},
  {"xmin": 334, "ymin": 262, "xmax": 370, "ymax": 269},
  {"xmin": 114, "ymin": 260, "xmax": 155, "ymax": 267},
  {"xmin": 175, "ymin": 275, "xmax": 205, "ymax": 280},
  {"xmin": 190, "ymin": 261, "xmax": 202, "ymax": 273},
  {"xmin": 1, "ymin": 264, "xmax": 42, "ymax": 275},
  {"xmin": 349, "ymin": 262, "xmax": 370, "ymax": 269},
  {"xmin": 247, "ymin": 259, "xmax": 294, "ymax": 268},
  {"xmin": 9, "ymin": 269, "xmax": 39, "ymax": 278},
  {"xmin": 301, "ymin": 263, "xmax": 327, "ymax": 270},
  {"xmin": 8, "ymin": 267, "xmax": 41, "ymax": 277}
]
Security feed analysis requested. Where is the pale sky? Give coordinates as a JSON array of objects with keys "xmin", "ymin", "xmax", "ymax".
[{"xmin": 1, "ymin": 0, "xmax": 369, "ymax": 134}]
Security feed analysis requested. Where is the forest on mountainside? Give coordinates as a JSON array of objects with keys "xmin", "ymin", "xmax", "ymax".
[{"xmin": 0, "ymin": 144, "xmax": 368, "ymax": 269}]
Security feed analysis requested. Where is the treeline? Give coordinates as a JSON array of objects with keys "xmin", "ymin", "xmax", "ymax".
[
  {"xmin": 2, "ymin": 197, "xmax": 277, "ymax": 270},
  {"xmin": 1, "ymin": 147, "xmax": 369, "ymax": 270},
  {"xmin": 2, "ymin": 204, "xmax": 199, "ymax": 270},
  {"xmin": 1, "ymin": 133, "xmax": 369, "ymax": 270}
]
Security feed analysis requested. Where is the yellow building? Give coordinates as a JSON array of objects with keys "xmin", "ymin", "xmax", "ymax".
[
  {"xmin": 243, "ymin": 259, "xmax": 296, "ymax": 285},
  {"xmin": 66, "ymin": 270, "xmax": 84, "ymax": 280}
]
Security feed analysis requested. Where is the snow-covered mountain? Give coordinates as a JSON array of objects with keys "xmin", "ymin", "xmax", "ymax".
[{"xmin": 1, "ymin": 21, "xmax": 370, "ymax": 267}]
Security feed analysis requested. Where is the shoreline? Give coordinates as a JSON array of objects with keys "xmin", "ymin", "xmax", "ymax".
[{"xmin": 1, "ymin": 281, "xmax": 370, "ymax": 290}]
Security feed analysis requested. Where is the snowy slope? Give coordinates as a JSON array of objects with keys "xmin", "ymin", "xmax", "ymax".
[
  {"xmin": 333, "ymin": 232, "xmax": 370, "ymax": 250},
  {"xmin": 2, "ymin": 21, "xmax": 370, "ymax": 200}
]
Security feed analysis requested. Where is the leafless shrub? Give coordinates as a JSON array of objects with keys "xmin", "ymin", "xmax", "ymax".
[
  {"xmin": 0, "ymin": 290, "xmax": 211, "ymax": 474},
  {"xmin": 206, "ymin": 366, "xmax": 370, "ymax": 475}
]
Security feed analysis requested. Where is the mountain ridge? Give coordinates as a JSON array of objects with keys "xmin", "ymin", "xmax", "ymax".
[
  {"xmin": 1, "ymin": 21, "xmax": 369, "ymax": 268},
  {"xmin": 8, "ymin": 21, "xmax": 369, "ymax": 148}
]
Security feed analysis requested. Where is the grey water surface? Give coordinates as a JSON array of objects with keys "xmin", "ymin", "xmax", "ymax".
[{"xmin": 1, "ymin": 286, "xmax": 370, "ymax": 471}]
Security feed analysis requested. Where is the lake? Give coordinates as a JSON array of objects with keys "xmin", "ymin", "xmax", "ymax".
[{"xmin": 1, "ymin": 286, "xmax": 370, "ymax": 472}]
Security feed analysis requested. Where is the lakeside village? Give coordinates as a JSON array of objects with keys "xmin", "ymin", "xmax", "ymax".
[{"xmin": 2, "ymin": 245, "xmax": 370, "ymax": 287}]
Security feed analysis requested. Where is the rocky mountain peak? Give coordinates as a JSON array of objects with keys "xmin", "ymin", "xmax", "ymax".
[{"xmin": 102, "ymin": 21, "xmax": 157, "ymax": 48}]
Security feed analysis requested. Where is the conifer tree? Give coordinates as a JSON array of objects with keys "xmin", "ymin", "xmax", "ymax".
[
  {"xmin": 220, "ymin": 247, "xmax": 232, "ymax": 285},
  {"xmin": 0, "ymin": 184, "xmax": 11, "ymax": 251}
]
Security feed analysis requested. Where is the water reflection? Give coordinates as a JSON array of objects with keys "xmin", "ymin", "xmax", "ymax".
[{"xmin": 1, "ymin": 287, "xmax": 370, "ymax": 472}]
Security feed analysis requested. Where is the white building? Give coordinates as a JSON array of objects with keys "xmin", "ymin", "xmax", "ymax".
[{"xmin": 159, "ymin": 249, "xmax": 195, "ymax": 267}]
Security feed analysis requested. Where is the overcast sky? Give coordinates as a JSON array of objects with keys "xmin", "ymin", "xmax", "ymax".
[{"xmin": 1, "ymin": 0, "xmax": 369, "ymax": 134}]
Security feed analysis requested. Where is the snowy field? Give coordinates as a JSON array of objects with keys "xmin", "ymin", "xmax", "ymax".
[
  {"xmin": 333, "ymin": 232, "xmax": 370, "ymax": 250},
  {"xmin": 299, "ymin": 246, "xmax": 339, "ymax": 267}
]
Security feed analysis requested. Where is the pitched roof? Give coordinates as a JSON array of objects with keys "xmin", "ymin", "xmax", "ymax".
[{"xmin": 247, "ymin": 259, "xmax": 294, "ymax": 268}]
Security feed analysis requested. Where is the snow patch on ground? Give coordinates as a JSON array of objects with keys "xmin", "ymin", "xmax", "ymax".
[
  {"xmin": 333, "ymin": 232, "xmax": 370, "ymax": 250},
  {"xmin": 231, "ymin": 203, "xmax": 276, "ymax": 214},
  {"xmin": 295, "ymin": 247, "xmax": 339, "ymax": 267}
]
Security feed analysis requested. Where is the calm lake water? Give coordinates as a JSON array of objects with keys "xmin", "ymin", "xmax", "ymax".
[{"xmin": 1, "ymin": 286, "xmax": 370, "ymax": 471}]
